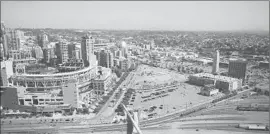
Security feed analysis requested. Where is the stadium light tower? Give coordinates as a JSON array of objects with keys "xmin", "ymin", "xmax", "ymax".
[{"xmin": 120, "ymin": 104, "xmax": 143, "ymax": 134}]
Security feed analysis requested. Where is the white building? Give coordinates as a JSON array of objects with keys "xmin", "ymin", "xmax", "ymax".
[{"xmin": 189, "ymin": 73, "xmax": 242, "ymax": 92}]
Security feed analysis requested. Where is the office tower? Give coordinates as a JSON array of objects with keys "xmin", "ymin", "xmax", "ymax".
[
  {"xmin": 55, "ymin": 40, "xmax": 68, "ymax": 64},
  {"xmin": 116, "ymin": 50, "xmax": 123, "ymax": 58},
  {"xmin": 94, "ymin": 51, "xmax": 101, "ymax": 66},
  {"xmin": 151, "ymin": 40, "xmax": 155, "ymax": 49},
  {"xmin": 81, "ymin": 34, "xmax": 95, "ymax": 67},
  {"xmin": 228, "ymin": 58, "xmax": 247, "ymax": 84},
  {"xmin": 0, "ymin": 43, "xmax": 4, "ymax": 60},
  {"xmin": 0, "ymin": 60, "xmax": 13, "ymax": 86},
  {"xmin": 0, "ymin": 67, "xmax": 8, "ymax": 86},
  {"xmin": 212, "ymin": 50, "xmax": 220, "ymax": 74},
  {"xmin": 119, "ymin": 58, "xmax": 130, "ymax": 71},
  {"xmin": 108, "ymin": 51, "xmax": 114, "ymax": 68},
  {"xmin": 37, "ymin": 33, "xmax": 49, "ymax": 48},
  {"xmin": 43, "ymin": 47, "xmax": 55, "ymax": 64},
  {"xmin": 75, "ymin": 46, "xmax": 81, "ymax": 59},
  {"xmin": 1, "ymin": 21, "xmax": 8, "ymax": 59},
  {"xmin": 7, "ymin": 30, "xmax": 20, "ymax": 51},
  {"xmin": 31, "ymin": 46, "xmax": 44, "ymax": 60},
  {"xmin": 98, "ymin": 50, "xmax": 114, "ymax": 68},
  {"xmin": 68, "ymin": 43, "xmax": 76, "ymax": 59}
]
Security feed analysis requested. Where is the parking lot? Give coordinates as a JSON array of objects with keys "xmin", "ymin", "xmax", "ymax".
[{"xmin": 127, "ymin": 65, "xmax": 223, "ymax": 118}]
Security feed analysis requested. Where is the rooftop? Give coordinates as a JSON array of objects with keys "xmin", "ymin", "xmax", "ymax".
[
  {"xmin": 229, "ymin": 58, "xmax": 247, "ymax": 63},
  {"xmin": 93, "ymin": 67, "xmax": 111, "ymax": 81},
  {"xmin": 192, "ymin": 73, "xmax": 241, "ymax": 83}
]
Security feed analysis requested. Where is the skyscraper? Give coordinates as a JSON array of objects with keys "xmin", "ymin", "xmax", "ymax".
[
  {"xmin": 81, "ymin": 34, "xmax": 95, "ymax": 67},
  {"xmin": 37, "ymin": 33, "xmax": 49, "ymax": 48},
  {"xmin": 43, "ymin": 47, "xmax": 55, "ymax": 64},
  {"xmin": 98, "ymin": 50, "xmax": 114, "ymax": 68},
  {"xmin": 228, "ymin": 58, "xmax": 247, "ymax": 85},
  {"xmin": 212, "ymin": 50, "xmax": 220, "ymax": 74},
  {"xmin": 1, "ymin": 21, "xmax": 8, "ymax": 59},
  {"xmin": 55, "ymin": 40, "xmax": 68, "ymax": 64},
  {"xmin": 68, "ymin": 43, "xmax": 76, "ymax": 59},
  {"xmin": 7, "ymin": 30, "xmax": 20, "ymax": 51}
]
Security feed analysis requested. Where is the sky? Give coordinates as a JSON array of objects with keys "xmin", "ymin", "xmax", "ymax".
[{"xmin": 1, "ymin": 1, "xmax": 269, "ymax": 31}]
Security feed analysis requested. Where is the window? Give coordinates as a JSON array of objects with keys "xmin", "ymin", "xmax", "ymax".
[{"xmin": 25, "ymin": 99, "xmax": 31, "ymax": 101}]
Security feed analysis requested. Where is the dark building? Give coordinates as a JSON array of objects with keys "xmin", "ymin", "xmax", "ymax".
[
  {"xmin": 0, "ymin": 87, "xmax": 36, "ymax": 112},
  {"xmin": 81, "ymin": 34, "xmax": 95, "ymax": 67},
  {"xmin": 68, "ymin": 43, "xmax": 76, "ymax": 59},
  {"xmin": 55, "ymin": 40, "xmax": 68, "ymax": 64},
  {"xmin": 259, "ymin": 61, "xmax": 269, "ymax": 69},
  {"xmin": 0, "ymin": 67, "xmax": 8, "ymax": 86},
  {"xmin": 228, "ymin": 58, "xmax": 247, "ymax": 85}
]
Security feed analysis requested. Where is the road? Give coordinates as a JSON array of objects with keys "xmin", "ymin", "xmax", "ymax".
[{"xmin": 94, "ymin": 71, "xmax": 133, "ymax": 119}]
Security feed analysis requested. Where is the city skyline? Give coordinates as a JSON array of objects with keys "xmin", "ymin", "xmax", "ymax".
[{"xmin": 1, "ymin": 1, "xmax": 269, "ymax": 32}]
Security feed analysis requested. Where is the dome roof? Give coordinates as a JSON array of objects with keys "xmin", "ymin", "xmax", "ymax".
[{"xmin": 121, "ymin": 41, "xmax": 127, "ymax": 48}]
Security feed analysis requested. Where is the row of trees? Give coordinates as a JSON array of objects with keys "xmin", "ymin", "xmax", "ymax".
[
  {"xmin": 115, "ymin": 88, "xmax": 136, "ymax": 115},
  {"xmin": 93, "ymin": 71, "xmax": 132, "ymax": 114}
]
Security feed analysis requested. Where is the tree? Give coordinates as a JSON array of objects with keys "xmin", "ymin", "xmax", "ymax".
[
  {"xmin": 199, "ymin": 69, "xmax": 204, "ymax": 73},
  {"xmin": 194, "ymin": 68, "xmax": 199, "ymax": 74},
  {"xmin": 115, "ymin": 69, "xmax": 122, "ymax": 78}
]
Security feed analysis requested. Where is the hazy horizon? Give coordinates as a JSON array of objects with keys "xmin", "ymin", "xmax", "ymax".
[{"xmin": 1, "ymin": 1, "xmax": 269, "ymax": 32}]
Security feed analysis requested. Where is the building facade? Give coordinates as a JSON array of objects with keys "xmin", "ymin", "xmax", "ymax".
[
  {"xmin": 228, "ymin": 58, "xmax": 247, "ymax": 84},
  {"xmin": 119, "ymin": 58, "xmax": 130, "ymax": 71},
  {"xmin": 68, "ymin": 43, "xmax": 76, "ymax": 59},
  {"xmin": 189, "ymin": 73, "xmax": 242, "ymax": 92},
  {"xmin": 91, "ymin": 67, "xmax": 112, "ymax": 95},
  {"xmin": 81, "ymin": 34, "xmax": 95, "ymax": 67},
  {"xmin": 200, "ymin": 84, "xmax": 219, "ymax": 96},
  {"xmin": 55, "ymin": 40, "xmax": 68, "ymax": 64},
  {"xmin": 62, "ymin": 79, "xmax": 80, "ymax": 108},
  {"xmin": 212, "ymin": 50, "xmax": 220, "ymax": 74}
]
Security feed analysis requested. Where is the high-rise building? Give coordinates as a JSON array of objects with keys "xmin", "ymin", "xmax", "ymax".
[
  {"xmin": 116, "ymin": 50, "xmax": 123, "ymax": 58},
  {"xmin": 212, "ymin": 50, "xmax": 220, "ymax": 74},
  {"xmin": 98, "ymin": 50, "xmax": 114, "ymax": 68},
  {"xmin": 119, "ymin": 57, "xmax": 130, "ymax": 71},
  {"xmin": 151, "ymin": 40, "xmax": 155, "ymax": 49},
  {"xmin": 1, "ymin": 21, "xmax": 8, "ymax": 59},
  {"xmin": 0, "ymin": 67, "xmax": 8, "ymax": 86},
  {"xmin": 68, "ymin": 43, "xmax": 76, "ymax": 59},
  {"xmin": 31, "ymin": 46, "xmax": 44, "ymax": 60},
  {"xmin": 81, "ymin": 34, "xmax": 95, "ymax": 67},
  {"xmin": 7, "ymin": 30, "xmax": 21, "ymax": 51},
  {"xmin": 228, "ymin": 58, "xmax": 247, "ymax": 84},
  {"xmin": 55, "ymin": 40, "xmax": 68, "ymax": 64},
  {"xmin": 0, "ymin": 43, "xmax": 4, "ymax": 61},
  {"xmin": 75, "ymin": 46, "xmax": 81, "ymax": 59},
  {"xmin": 0, "ymin": 60, "xmax": 13, "ymax": 86},
  {"xmin": 37, "ymin": 33, "xmax": 49, "ymax": 48},
  {"xmin": 43, "ymin": 47, "xmax": 55, "ymax": 64}
]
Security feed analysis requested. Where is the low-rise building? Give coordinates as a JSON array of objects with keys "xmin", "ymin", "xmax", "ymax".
[
  {"xmin": 189, "ymin": 73, "xmax": 242, "ymax": 92},
  {"xmin": 200, "ymin": 84, "xmax": 219, "ymax": 96},
  {"xmin": 91, "ymin": 67, "xmax": 112, "ymax": 95}
]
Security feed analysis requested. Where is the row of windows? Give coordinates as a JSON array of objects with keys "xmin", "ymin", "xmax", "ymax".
[{"xmin": 23, "ymin": 98, "xmax": 63, "ymax": 102}]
